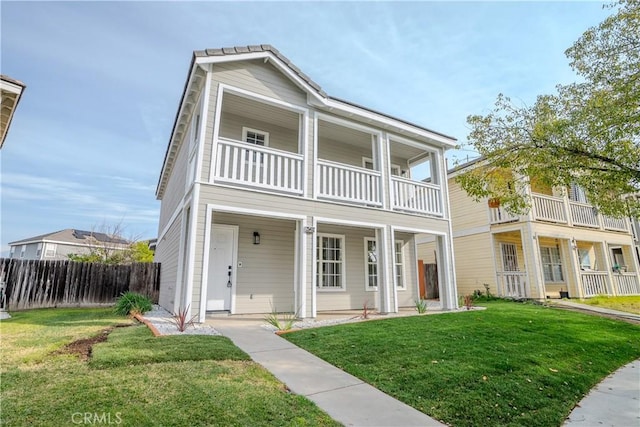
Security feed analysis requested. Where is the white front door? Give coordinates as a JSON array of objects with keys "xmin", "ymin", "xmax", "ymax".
[{"xmin": 207, "ymin": 225, "xmax": 237, "ymax": 311}]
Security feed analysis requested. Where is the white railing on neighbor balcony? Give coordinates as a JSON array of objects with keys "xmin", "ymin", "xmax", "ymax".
[
  {"xmin": 532, "ymin": 194, "xmax": 567, "ymax": 223},
  {"xmin": 317, "ymin": 160, "xmax": 382, "ymax": 206},
  {"xmin": 613, "ymin": 273, "xmax": 640, "ymax": 295},
  {"xmin": 489, "ymin": 207, "xmax": 520, "ymax": 224},
  {"xmin": 602, "ymin": 216, "xmax": 629, "ymax": 232},
  {"xmin": 496, "ymin": 271, "xmax": 528, "ymax": 298},
  {"xmin": 391, "ymin": 176, "xmax": 443, "ymax": 216},
  {"xmin": 580, "ymin": 271, "xmax": 609, "ymax": 297},
  {"xmin": 569, "ymin": 202, "xmax": 599, "ymax": 228},
  {"xmin": 215, "ymin": 139, "xmax": 304, "ymax": 195}
]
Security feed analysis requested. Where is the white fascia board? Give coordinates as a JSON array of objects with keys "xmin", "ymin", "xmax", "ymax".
[
  {"xmin": 323, "ymin": 98, "xmax": 457, "ymax": 148},
  {"xmin": 0, "ymin": 80, "xmax": 23, "ymax": 95},
  {"xmin": 156, "ymin": 65, "xmax": 202, "ymax": 198},
  {"xmin": 195, "ymin": 52, "xmax": 326, "ymax": 105}
]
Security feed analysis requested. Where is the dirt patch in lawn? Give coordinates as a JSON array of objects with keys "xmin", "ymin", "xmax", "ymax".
[{"xmin": 54, "ymin": 324, "xmax": 131, "ymax": 361}]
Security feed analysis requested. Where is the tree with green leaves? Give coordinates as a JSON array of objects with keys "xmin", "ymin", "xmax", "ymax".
[{"xmin": 457, "ymin": 0, "xmax": 639, "ymax": 218}]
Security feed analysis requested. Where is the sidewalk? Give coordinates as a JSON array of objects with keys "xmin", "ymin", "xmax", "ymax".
[{"xmin": 213, "ymin": 318, "xmax": 444, "ymax": 427}]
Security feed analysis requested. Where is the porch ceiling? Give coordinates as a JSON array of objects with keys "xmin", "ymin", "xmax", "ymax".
[{"xmin": 222, "ymin": 92, "xmax": 300, "ymax": 130}]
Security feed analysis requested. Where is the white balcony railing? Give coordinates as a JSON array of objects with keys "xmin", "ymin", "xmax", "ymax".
[
  {"xmin": 391, "ymin": 176, "xmax": 443, "ymax": 216},
  {"xmin": 580, "ymin": 271, "xmax": 609, "ymax": 297},
  {"xmin": 532, "ymin": 194, "xmax": 567, "ymax": 223},
  {"xmin": 569, "ymin": 202, "xmax": 599, "ymax": 228},
  {"xmin": 489, "ymin": 207, "xmax": 520, "ymax": 224},
  {"xmin": 496, "ymin": 271, "xmax": 527, "ymax": 298},
  {"xmin": 602, "ymin": 216, "xmax": 629, "ymax": 232},
  {"xmin": 614, "ymin": 273, "xmax": 640, "ymax": 295},
  {"xmin": 317, "ymin": 159, "xmax": 382, "ymax": 206},
  {"xmin": 215, "ymin": 139, "xmax": 304, "ymax": 195}
]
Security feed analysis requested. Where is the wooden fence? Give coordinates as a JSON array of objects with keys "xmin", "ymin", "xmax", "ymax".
[{"xmin": 0, "ymin": 258, "xmax": 160, "ymax": 311}]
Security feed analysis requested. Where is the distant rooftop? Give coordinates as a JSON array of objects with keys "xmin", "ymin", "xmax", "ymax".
[{"xmin": 9, "ymin": 229, "xmax": 130, "ymax": 246}]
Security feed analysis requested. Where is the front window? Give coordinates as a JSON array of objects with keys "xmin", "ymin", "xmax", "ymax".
[
  {"xmin": 317, "ymin": 234, "xmax": 345, "ymax": 290},
  {"xmin": 395, "ymin": 240, "xmax": 405, "ymax": 290},
  {"xmin": 540, "ymin": 246, "xmax": 564, "ymax": 282},
  {"xmin": 242, "ymin": 127, "xmax": 269, "ymax": 147},
  {"xmin": 611, "ymin": 247, "xmax": 625, "ymax": 272},
  {"xmin": 36, "ymin": 243, "xmax": 43, "ymax": 258},
  {"xmin": 364, "ymin": 238, "xmax": 377, "ymax": 291},
  {"xmin": 20, "ymin": 245, "xmax": 26, "ymax": 258},
  {"xmin": 578, "ymin": 248, "xmax": 592, "ymax": 270}
]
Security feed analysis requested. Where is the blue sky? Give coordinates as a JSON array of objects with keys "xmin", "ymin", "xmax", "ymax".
[{"xmin": 0, "ymin": 1, "xmax": 609, "ymax": 254}]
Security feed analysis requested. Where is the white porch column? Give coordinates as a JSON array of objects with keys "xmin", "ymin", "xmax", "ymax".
[
  {"xmin": 525, "ymin": 225, "xmax": 546, "ymax": 301},
  {"xmin": 296, "ymin": 217, "xmax": 313, "ymax": 319},
  {"xmin": 566, "ymin": 239, "xmax": 583, "ymax": 299},
  {"xmin": 436, "ymin": 234, "xmax": 458, "ymax": 310},
  {"xmin": 377, "ymin": 226, "xmax": 392, "ymax": 313},
  {"xmin": 601, "ymin": 241, "xmax": 616, "ymax": 296},
  {"xmin": 379, "ymin": 133, "xmax": 391, "ymax": 210}
]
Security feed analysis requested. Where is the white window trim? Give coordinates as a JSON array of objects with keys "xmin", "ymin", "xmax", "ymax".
[
  {"xmin": 540, "ymin": 246, "xmax": 564, "ymax": 283},
  {"xmin": 44, "ymin": 243, "xmax": 57, "ymax": 258},
  {"xmin": 364, "ymin": 237, "xmax": 378, "ymax": 291},
  {"xmin": 317, "ymin": 233, "xmax": 346, "ymax": 292},
  {"xmin": 36, "ymin": 243, "xmax": 43, "ymax": 259},
  {"xmin": 395, "ymin": 239, "xmax": 406, "ymax": 290},
  {"xmin": 242, "ymin": 127, "xmax": 270, "ymax": 147}
]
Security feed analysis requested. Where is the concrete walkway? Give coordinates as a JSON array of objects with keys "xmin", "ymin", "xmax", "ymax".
[{"xmin": 214, "ymin": 318, "xmax": 444, "ymax": 427}]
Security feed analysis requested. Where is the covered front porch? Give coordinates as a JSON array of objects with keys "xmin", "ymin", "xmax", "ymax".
[
  {"xmin": 490, "ymin": 229, "xmax": 640, "ymax": 300},
  {"xmin": 198, "ymin": 207, "xmax": 457, "ymax": 320}
]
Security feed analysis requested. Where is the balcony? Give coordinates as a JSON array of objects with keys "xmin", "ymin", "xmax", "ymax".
[
  {"xmin": 530, "ymin": 193, "xmax": 630, "ymax": 232},
  {"xmin": 391, "ymin": 177, "xmax": 442, "ymax": 216},
  {"xmin": 317, "ymin": 160, "xmax": 382, "ymax": 206},
  {"xmin": 215, "ymin": 138, "xmax": 304, "ymax": 195},
  {"xmin": 489, "ymin": 206, "xmax": 520, "ymax": 224}
]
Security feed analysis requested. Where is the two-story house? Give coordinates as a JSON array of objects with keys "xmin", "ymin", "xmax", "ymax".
[
  {"xmin": 8, "ymin": 229, "xmax": 130, "ymax": 261},
  {"xmin": 154, "ymin": 45, "xmax": 459, "ymax": 321},
  {"xmin": 442, "ymin": 159, "xmax": 640, "ymax": 300}
]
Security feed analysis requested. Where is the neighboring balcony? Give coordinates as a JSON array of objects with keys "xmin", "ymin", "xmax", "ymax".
[{"xmin": 489, "ymin": 192, "xmax": 630, "ymax": 233}]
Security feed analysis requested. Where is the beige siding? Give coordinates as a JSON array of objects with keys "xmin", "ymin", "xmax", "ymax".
[
  {"xmin": 448, "ymin": 178, "xmax": 490, "ymax": 232},
  {"xmin": 158, "ymin": 133, "xmax": 189, "ymax": 230},
  {"xmin": 318, "ymin": 136, "xmax": 372, "ymax": 168},
  {"xmin": 212, "ymin": 60, "xmax": 307, "ymax": 106},
  {"xmin": 452, "ymin": 232, "xmax": 497, "ymax": 297},
  {"xmin": 316, "ymin": 225, "xmax": 378, "ymax": 311},
  {"xmin": 156, "ymin": 214, "xmax": 182, "ymax": 313}
]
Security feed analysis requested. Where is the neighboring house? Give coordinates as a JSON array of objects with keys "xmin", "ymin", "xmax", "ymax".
[
  {"xmin": 155, "ymin": 45, "xmax": 459, "ymax": 322},
  {"xmin": 8, "ymin": 229, "xmax": 130, "ymax": 261},
  {"xmin": 0, "ymin": 75, "xmax": 26, "ymax": 149},
  {"xmin": 440, "ymin": 159, "xmax": 640, "ymax": 300}
]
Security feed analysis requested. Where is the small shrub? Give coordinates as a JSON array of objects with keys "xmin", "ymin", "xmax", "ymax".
[
  {"xmin": 414, "ymin": 299, "xmax": 428, "ymax": 314},
  {"xmin": 264, "ymin": 303, "xmax": 298, "ymax": 331},
  {"xmin": 172, "ymin": 305, "xmax": 198, "ymax": 332},
  {"xmin": 463, "ymin": 294, "xmax": 474, "ymax": 310},
  {"xmin": 114, "ymin": 292, "xmax": 153, "ymax": 316},
  {"xmin": 361, "ymin": 300, "xmax": 372, "ymax": 319}
]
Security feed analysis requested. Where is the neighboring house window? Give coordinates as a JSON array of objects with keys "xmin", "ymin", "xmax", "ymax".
[
  {"xmin": 44, "ymin": 243, "xmax": 57, "ymax": 258},
  {"xmin": 364, "ymin": 238, "xmax": 377, "ymax": 291},
  {"xmin": 569, "ymin": 183, "xmax": 588, "ymax": 204},
  {"xmin": 36, "ymin": 243, "xmax": 43, "ymax": 258},
  {"xmin": 20, "ymin": 245, "xmax": 26, "ymax": 258},
  {"xmin": 611, "ymin": 247, "xmax": 625, "ymax": 272},
  {"xmin": 9, "ymin": 246, "xmax": 15, "ymax": 258},
  {"xmin": 540, "ymin": 246, "xmax": 564, "ymax": 282},
  {"xmin": 317, "ymin": 234, "xmax": 345, "ymax": 290},
  {"xmin": 395, "ymin": 240, "xmax": 405, "ymax": 290},
  {"xmin": 578, "ymin": 249, "xmax": 592, "ymax": 270},
  {"xmin": 242, "ymin": 127, "xmax": 269, "ymax": 147}
]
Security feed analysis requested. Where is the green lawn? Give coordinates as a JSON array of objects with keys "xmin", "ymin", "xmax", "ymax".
[
  {"xmin": 577, "ymin": 295, "xmax": 640, "ymax": 314},
  {"xmin": 284, "ymin": 300, "xmax": 640, "ymax": 427},
  {"xmin": 0, "ymin": 308, "xmax": 339, "ymax": 427}
]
